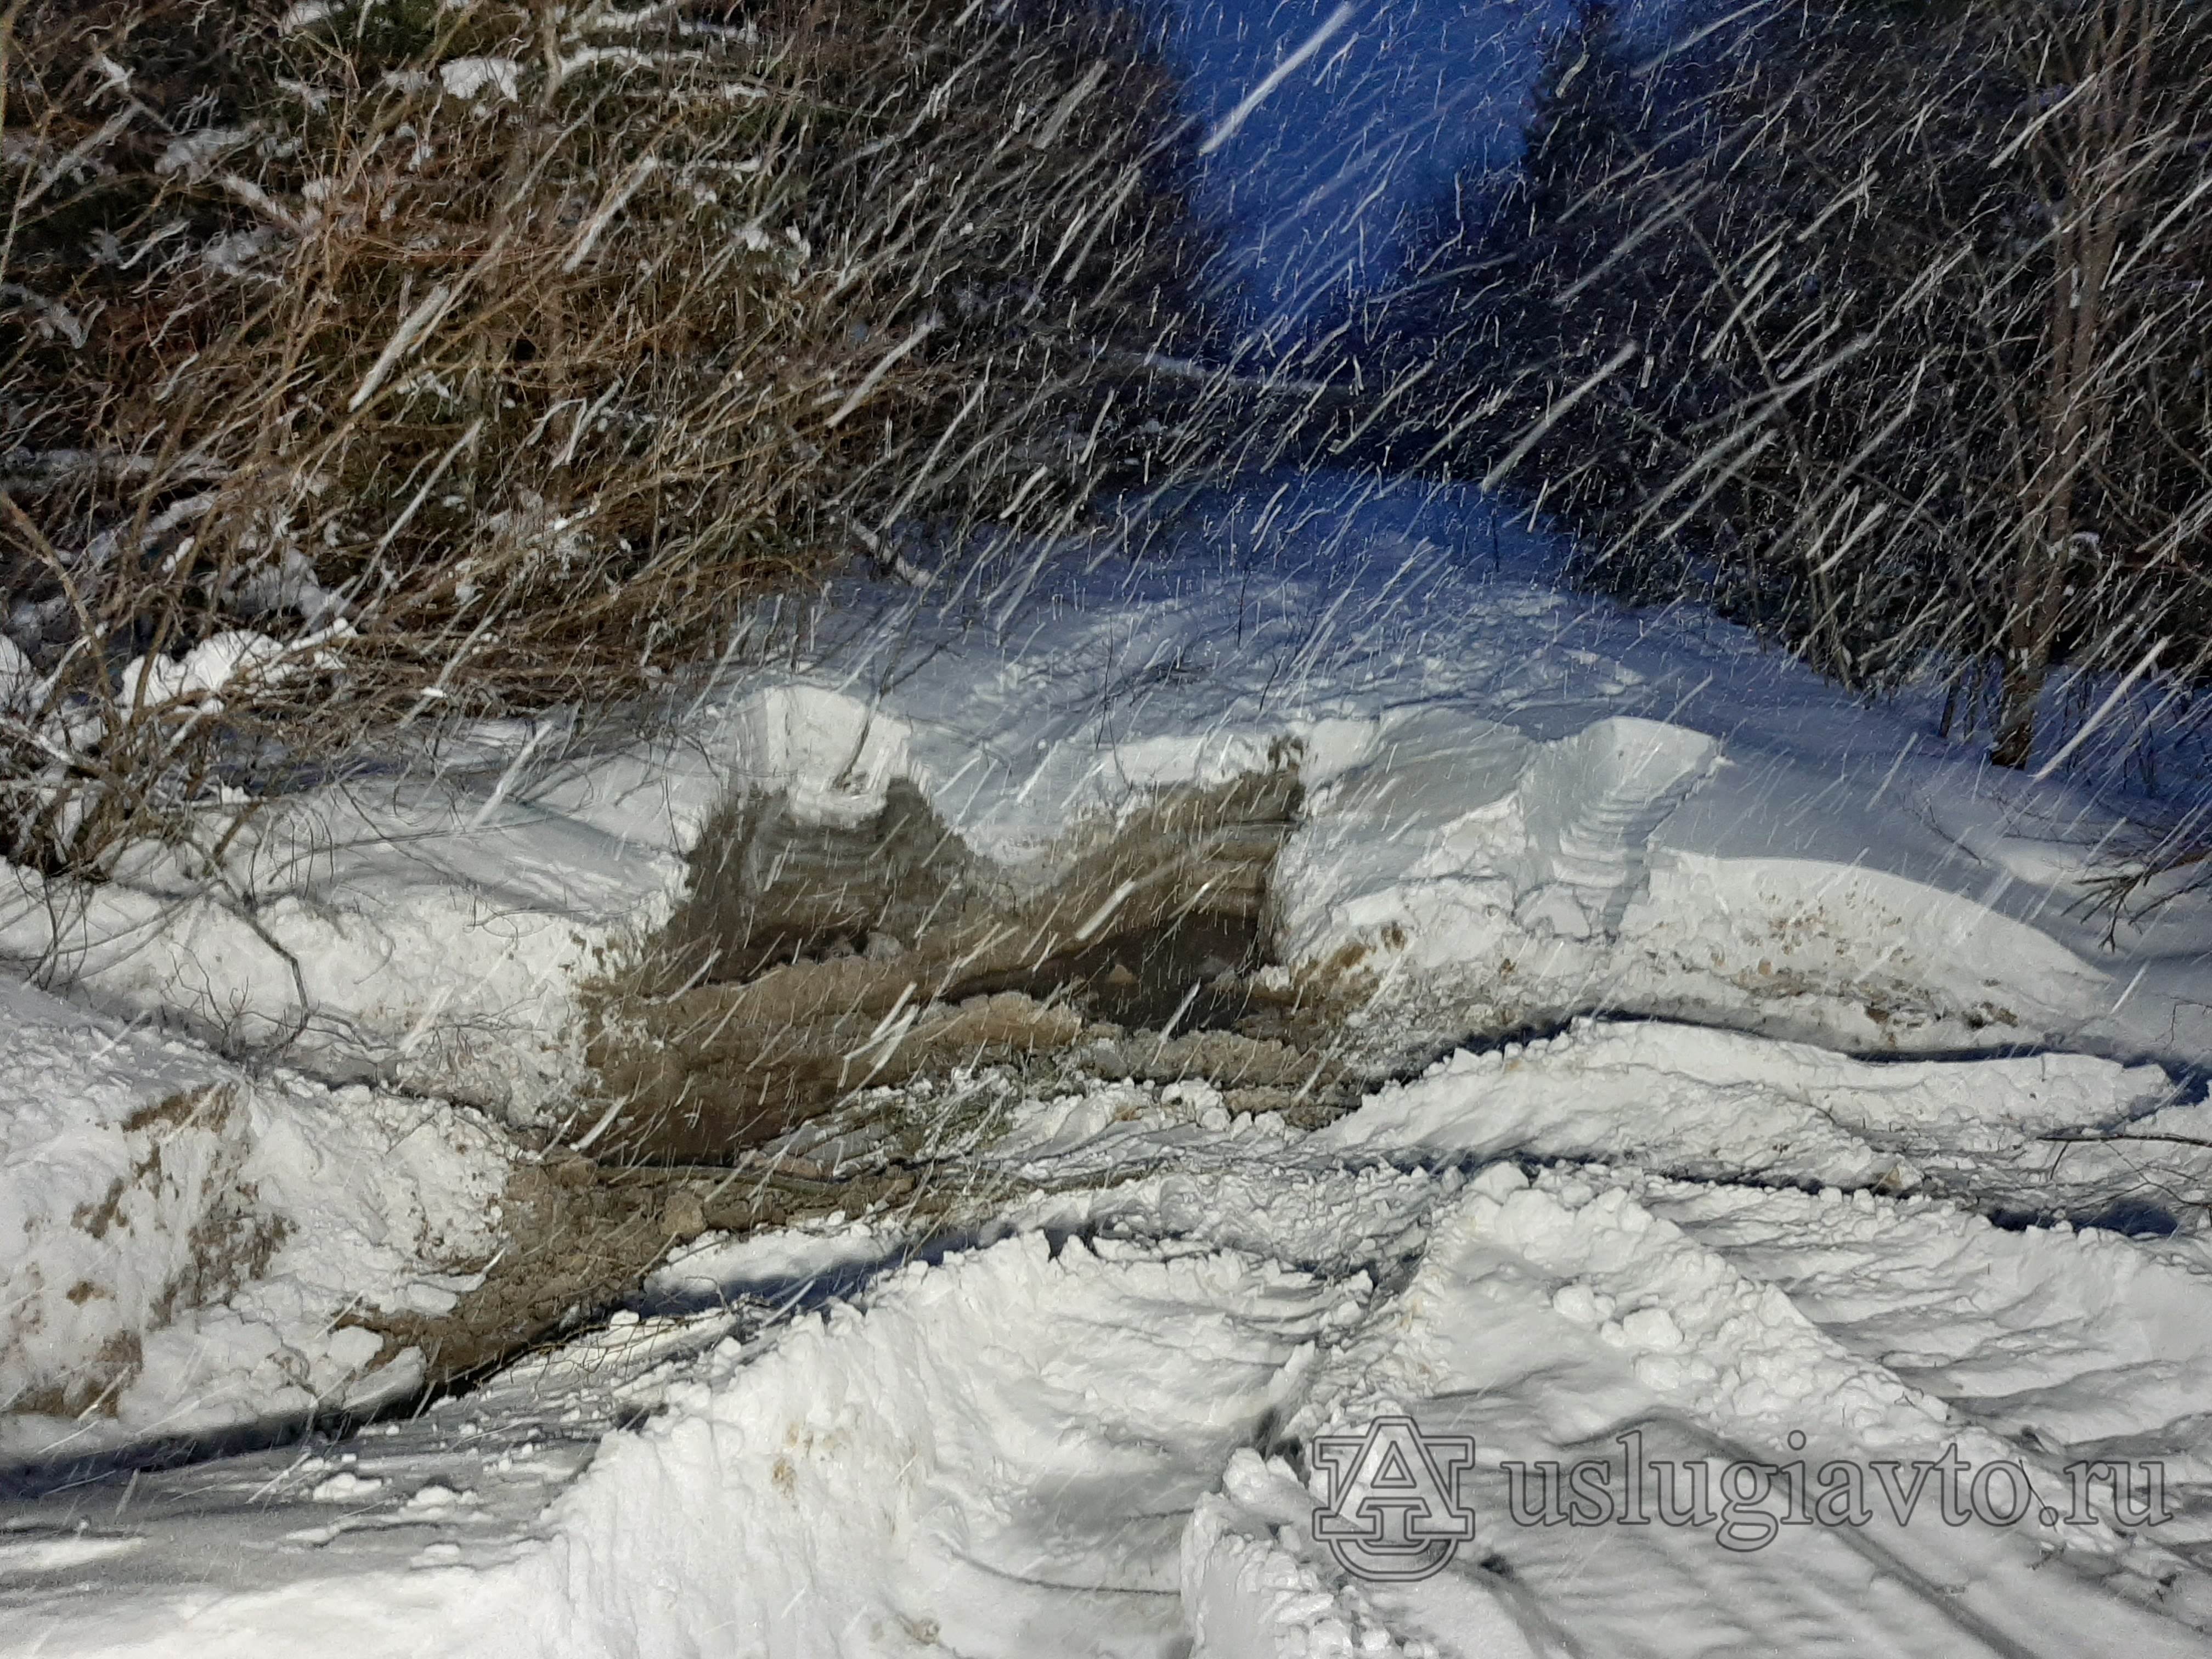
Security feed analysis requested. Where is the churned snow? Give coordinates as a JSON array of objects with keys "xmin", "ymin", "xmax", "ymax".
[{"xmin": 15, "ymin": 1066, "xmax": 2212, "ymax": 1654}]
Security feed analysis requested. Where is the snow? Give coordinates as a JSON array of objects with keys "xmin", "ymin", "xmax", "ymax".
[
  {"xmin": 439, "ymin": 58, "xmax": 522, "ymax": 102},
  {"xmin": 7, "ymin": 472, "xmax": 2209, "ymax": 1120},
  {"xmin": 117, "ymin": 629, "xmax": 288, "ymax": 711},
  {"xmin": 11, "ymin": 471, "xmax": 2212, "ymax": 1653},
  {"xmin": 0, "ymin": 712, "xmax": 732, "ymax": 1115},
  {"xmin": 720, "ymin": 477, "xmax": 2212, "ymax": 1073},
  {"xmin": 647, "ymin": 1212, "xmax": 896, "ymax": 1306},
  {"xmin": 153, "ymin": 128, "xmax": 251, "ymax": 181},
  {"xmin": 725, "ymin": 680, "xmax": 916, "ymax": 829},
  {"xmin": 0, "ymin": 978, "xmax": 512, "ymax": 1468},
  {"xmin": 18, "ymin": 1063, "xmax": 2212, "ymax": 1653},
  {"xmin": 1313, "ymin": 1015, "xmax": 2208, "ymax": 1216},
  {"xmin": 0, "ymin": 632, "xmax": 32, "ymax": 712},
  {"xmin": 1271, "ymin": 707, "xmax": 1723, "ymax": 961}
]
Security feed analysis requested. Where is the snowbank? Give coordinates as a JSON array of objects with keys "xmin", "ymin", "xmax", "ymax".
[
  {"xmin": 9, "ymin": 472, "xmax": 2210, "ymax": 1114},
  {"xmin": 1314, "ymin": 1015, "xmax": 2207, "ymax": 1216},
  {"xmin": 0, "ymin": 979, "xmax": 512, "ymax": 1465},
  {"xmin": 1273, "ymin": 709, "xmax": 1719, "ymax": 961},
  {"xmin": 0, "ymin": 713, "xmax": 741, "ymax": 1116}
]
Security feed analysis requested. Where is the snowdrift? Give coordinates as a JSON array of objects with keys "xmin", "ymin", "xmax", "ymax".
[
  {"xmin": 0, "ymin": 979, "xmax": 511, "ymax": 1466},
  {"xmin": 7, "ymin": 499, "xmax": 2202, "ymax": 1124}
]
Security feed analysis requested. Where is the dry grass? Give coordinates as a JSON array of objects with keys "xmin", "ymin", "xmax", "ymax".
[{"xmin": 0, "ymin": 0, "xmax": 1214, "ymax": 877}]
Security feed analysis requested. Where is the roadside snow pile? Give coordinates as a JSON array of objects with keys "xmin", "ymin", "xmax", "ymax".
[
  {"xmin": 0, "ymin": 979, "xmax": 513, "ymax": 1468},
  {"xmin": 0, "ymin": 714, "xmax": 742, "ymax": 1116},
  {"xmin": 1275, "ymin": 704, "xmax": 2132, "ymax": 1057},
  {"xmin": 7, "ymin": 471, "xmax": 2210, "ymax": 1113},
  {"xmin": 1273, "ymin": 709, "xmax": 1720, "ymax": 964}
]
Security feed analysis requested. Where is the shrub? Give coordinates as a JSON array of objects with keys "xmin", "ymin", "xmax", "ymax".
[
  {"xmin": 0, "ymin": 0, "xmax": 1212, "ymax": 876},
  {"xmin": 1392, "ymin": 0, "xmax": 2212, "ymax": 764}
]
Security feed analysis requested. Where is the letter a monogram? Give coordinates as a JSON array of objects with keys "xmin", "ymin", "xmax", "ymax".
[{"xmin": 1309, "ymin": 1416, "xmax": 1477, "ymax": 1580}]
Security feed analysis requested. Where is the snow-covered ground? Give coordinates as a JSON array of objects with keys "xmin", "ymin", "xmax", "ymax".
[
  {"xmin": 11, "ymin": 471, "xmax": 2210, "ymax": 1118},
  {"xmin": 9, "ymin": 471, "xmax": 2212, "ymax": 1655},
  {"xmin": 10, "ymin": 1043, "xmax": 2212, "ymax": 1655}
]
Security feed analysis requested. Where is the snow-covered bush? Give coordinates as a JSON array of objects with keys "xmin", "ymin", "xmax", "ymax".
[{"xmin": 0, "ymin": 0, "xmax": 1212, "ymax": 877}]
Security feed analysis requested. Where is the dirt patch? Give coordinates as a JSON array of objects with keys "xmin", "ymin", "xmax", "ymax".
[
  {"xmin": 347, "ymin": 761, "xmax": 1357, "ymax": 1386},
  {"xmin": 350, "ymin": 1152, "xmax": 725, "ymax": 1386},
  {"xmin": 647, "ymin": 779, "xmax": 990, "ymax": 989},
  {"xmin": 352, "ymin": 1147, "xmax": 953, "ymax": 1390},
  {"xmin": 357, "ymin": 1015, "xmax": 1363, "ymax": 1396},
  {"xmin": 944, "ymin": 909, "xmax": 1262, "ymax": 1030},
  {"xmin": 585, "ymin": 768, "xmax": 1311, "ymax": 1161},
  {"xmin": 12, "ymin": 1330, "xmax": 145, "ymax": 1420}
]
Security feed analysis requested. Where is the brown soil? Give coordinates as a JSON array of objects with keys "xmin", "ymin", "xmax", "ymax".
[
  {"xmin": 584, "ymin": 767, "xmax": 1311, "ymax": 1161},
  {"xmin": 354, "ymin": 1148, "xmax": 946, "ymax": 1387}
]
